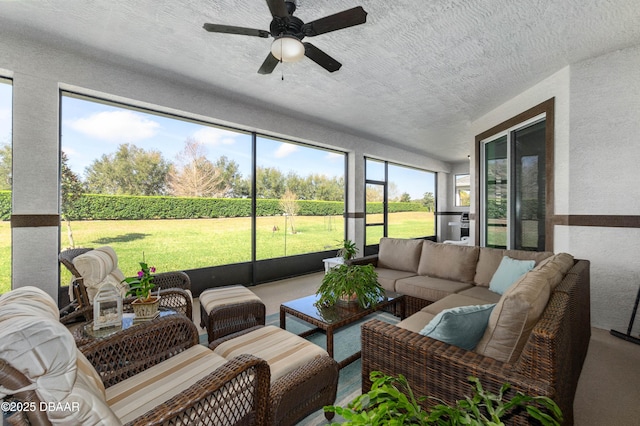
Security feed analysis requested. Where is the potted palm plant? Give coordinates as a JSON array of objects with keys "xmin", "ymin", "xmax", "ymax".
[
  {"xmin": 123, "ymin": 260, "xmax": 160, "ymax": 319},
  {"xmin": 317, "ymin": 240, "xmax": 384, "ymax": 309}
]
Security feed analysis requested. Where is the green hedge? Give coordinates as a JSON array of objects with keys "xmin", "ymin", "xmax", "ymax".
[
  {"xmin": 0, "ymin": 192, "xmax": 427, "ymax": 221},
  {"xmin": 0, "ymin": 191, "xmax": 9, "ymax": 220}
]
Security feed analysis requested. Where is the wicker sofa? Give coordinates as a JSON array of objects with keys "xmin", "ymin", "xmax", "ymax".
[
  {"xmin": 353, "ymin": 238, "xmax": 591, "ymax": 425},
  {"xmin": 0, "ymin": 286, "xmax": 270, "ymax": 425}
]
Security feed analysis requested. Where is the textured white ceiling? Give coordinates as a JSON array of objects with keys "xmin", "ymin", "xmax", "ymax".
[{"xmin": 2, "ymin": 0, "xmax": 640, "ymax": 162}]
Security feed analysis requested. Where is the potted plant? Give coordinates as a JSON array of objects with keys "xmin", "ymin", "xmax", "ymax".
[
  {"xmin": 325, "ymin": 371, "xmax": 563, "ymax": 425},
  {"xmin": 317, "ymin": 240, "xmax": 384, "ymax": 309},
  {"xmin": 337, "ymin": 239, "xmax": 358, "ymax": 261},
  {"xmin": 123, "ymin": 260, "xmax": 160, "ymax": 319}
]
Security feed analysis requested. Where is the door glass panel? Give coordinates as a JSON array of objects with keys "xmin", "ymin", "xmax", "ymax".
[
  {"xmin": 484, "ymin": 136, "xmax": 508, "ymax": 248},
  {"xmin": 513, "ymin": 121, "xmax": 545, "ymax": 251}
]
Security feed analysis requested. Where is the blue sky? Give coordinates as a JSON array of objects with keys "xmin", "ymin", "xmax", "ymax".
[
  {"xmin": 0, "ymin": 86, "xmax": 434, "ymax": 200},
  {"xmin": 0, "ymin": 81, "xmax": 10, "ymax": 146},
  {"xmin": 61, "ymin": 95, "xmax": 345, "ymax": 182}
]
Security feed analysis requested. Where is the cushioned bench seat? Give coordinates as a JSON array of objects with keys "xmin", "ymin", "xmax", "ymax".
[
  {"xmin": 211, "ymin": 325, "xmax": 339, "ymax": 426},
  {"xmin": 199, "ymin": 285, "xmax": 266, "ymax": 343},
  {"xmin": 107, "ymin": 345, "xmax": 228, "ymax": 423}
]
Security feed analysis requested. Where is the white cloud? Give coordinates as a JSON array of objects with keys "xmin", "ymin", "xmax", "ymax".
[
  {"xmin": 325, "ymin": 152, "xmax": 343, "ymax": 162},
  {"xmin": 274, "ymin": 143, "xmax": 298, "ymax": 158},
  {"xmin": 192, "ymin": 127, "xmax": 238, "ymax": 146},
  {"xmin": 67, "ymin": 110, "xmax": 160, "ymax": 142}
]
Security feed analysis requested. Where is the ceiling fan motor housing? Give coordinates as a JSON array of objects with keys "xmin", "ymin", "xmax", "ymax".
[{"xmin": 270, "ymin": 15, "xmax": 304, "ymax": 40}]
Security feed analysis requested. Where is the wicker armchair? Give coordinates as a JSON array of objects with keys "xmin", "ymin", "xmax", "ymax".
[
  {"xmin": 1, "ymin": 288, "xmax": 271, "ymax": 426},
  {"xmin": 59, "ymin": 247, "xmax": 193, "ymax": 324}
]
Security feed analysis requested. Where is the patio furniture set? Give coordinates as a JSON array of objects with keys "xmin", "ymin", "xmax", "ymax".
[{"xmin": 1, "ymin": 240, "xmax": 591, "ymax": 424}]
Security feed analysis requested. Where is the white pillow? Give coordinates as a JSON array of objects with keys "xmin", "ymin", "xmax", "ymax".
[{"xmin": 72, "ymin": 246, "xmax": 127, "ymax": 302}]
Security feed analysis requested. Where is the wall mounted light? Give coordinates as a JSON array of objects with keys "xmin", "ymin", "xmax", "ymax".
[{"xmin": 271, "ymin": 36, "xmax": 305, "ymax": 62}]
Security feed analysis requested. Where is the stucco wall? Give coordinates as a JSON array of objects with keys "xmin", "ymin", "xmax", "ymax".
[
  {"xmin": 567, "ymin": 44, "xmax": 640, "ymax": 331},
  {"xmin": 471, "ymin": 44, "xmax": 640, "ymax": 331}
]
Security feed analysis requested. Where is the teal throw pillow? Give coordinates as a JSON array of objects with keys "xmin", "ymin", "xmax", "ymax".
[
  {"xmin": 419, "ymin": 304, "xmax": 496, "ymax": 350},
  {"xmin": 489, "ymin": 256, "xmax": 535, "ymax": 295}
]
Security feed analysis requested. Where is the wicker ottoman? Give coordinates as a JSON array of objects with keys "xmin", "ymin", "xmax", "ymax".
[
  {"xmin": 211, "ymin": 325, "xmax": 339, "ymax": 426},
  {"xmin": 199, "ymin": 285, "xmax": 266, "ymax": 343}
]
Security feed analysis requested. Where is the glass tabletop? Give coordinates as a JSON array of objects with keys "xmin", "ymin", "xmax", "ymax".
[
  {"xmin": 81, "ymin": 308, "xmax": 176, "ymax": 340},
  {"xmin": 281, "ymin": 290, "xmax": 401, "ymax": 325}
]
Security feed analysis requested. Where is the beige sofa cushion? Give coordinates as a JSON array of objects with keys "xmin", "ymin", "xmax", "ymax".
[
  {"xmin": 374, "ymin": 268, "xmax": 418, "ymax": 291},
  {"xmin": 396, "ymin": 310, "xmax": 435, "ymax": 333},
  {"xmin": 473, "ymin": 247, "xmax": 554, "ymax": 287},
  {"xmin": 417, "ymin": 241, "xmax": 479, "ymax": 283},
  {"xmin": 395, "ymin": 275, "xmax": 473, "ymax": 302},
  {"xmin": 377, "ymin": 238, "xmax": 423, "ymax": 273},
  {"xmin": 534, "ymin": 253, "xmax": 575, "ymax": 290},
  {"xmin": 475, "ymin": 269, "xmax": 551, "ymax": 363},
  {"xmin": 422, "ymin": 294, "xmax": 496, "ymax": 316}
]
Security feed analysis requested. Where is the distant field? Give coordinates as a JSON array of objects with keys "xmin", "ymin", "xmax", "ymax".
[{"xmin": 0, "ymin": 212, "xmax": 434, "ymax": 293}]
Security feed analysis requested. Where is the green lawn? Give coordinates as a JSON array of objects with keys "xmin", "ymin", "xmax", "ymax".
[{"xmin": 0, "ymin": 212, "xmax": 434, "ymax": 293}]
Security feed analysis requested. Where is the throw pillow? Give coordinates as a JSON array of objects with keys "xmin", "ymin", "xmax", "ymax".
[
  {"xmin": 489, "ymin": 256, "xmax": 535, "ymax": 295},
  {"xmin": 419, "ymin": 303, "xmax": 496, "ymax": 350}
]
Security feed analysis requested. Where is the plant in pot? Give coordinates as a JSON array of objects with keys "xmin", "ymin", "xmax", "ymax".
[
  {"xmin": 123, "ymin": 260, "xmax": 160, "ymax": 319},
  {"xmin": 317, "ymin": 240, "xmax": 384, "ymax": 309}
]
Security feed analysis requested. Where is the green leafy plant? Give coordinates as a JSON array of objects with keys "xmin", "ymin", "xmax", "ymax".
[
  {"xmin": 316, "ymin": 263, "xmax": 384, "ymax": 309},
  {"xmin": 337, "ymin": 239, "xmax": 358, "ymax": 260},
  {"xmin": 123, "ymin": 260, "xmax": 157, "ymax": 301},
  {"xmin": 324, "ymin": 371, "xmax": 563, "ymax": 426}
]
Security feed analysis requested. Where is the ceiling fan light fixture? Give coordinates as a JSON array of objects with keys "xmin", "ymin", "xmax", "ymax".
[{"xmin": 271, "ymin": 36, "xmax": 305, "ymax": 62}]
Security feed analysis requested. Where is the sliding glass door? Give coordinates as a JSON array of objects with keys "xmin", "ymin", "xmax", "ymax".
[{"xmin": 481, "ymin": 118, "xmax": 546, "ymax": 251}]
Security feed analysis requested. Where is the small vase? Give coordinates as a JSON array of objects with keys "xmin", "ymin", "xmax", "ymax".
[{"xmin": 131, "ymin": 296, "xmax": 161, "ymax": 319}]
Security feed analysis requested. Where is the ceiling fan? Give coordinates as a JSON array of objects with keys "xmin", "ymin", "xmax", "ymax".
[{"xmin": 203, "ymin": 0, "xmax": 367, "ymax": 74}]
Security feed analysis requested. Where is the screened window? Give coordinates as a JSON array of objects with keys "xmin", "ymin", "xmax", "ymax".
[
  {"xmin": 60, "ymin": 92, "xmax": 347, "ymax": 286},
  {"xmin": 255, "ymin": 136, "xmax": 346, "ymax": 259},
  {"xmin": 0, "ymin": 79, "xmax": 11, "ymax": 294},
  {"xmin": 365, "ymin": 158, "xmax": 436, "ymax": 246},
  {"xmin": 455, "ymin": 174, "xmax": 470, "ymax": 207},
  {"xmin": 60, "ymin": 93, "xmax": 253, "ymax": 282}
]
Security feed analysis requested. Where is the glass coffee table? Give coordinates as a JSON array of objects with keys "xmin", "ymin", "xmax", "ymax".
[{"xmin": 280, "ymin": 291, "xmax": 404, "ymax": 369}]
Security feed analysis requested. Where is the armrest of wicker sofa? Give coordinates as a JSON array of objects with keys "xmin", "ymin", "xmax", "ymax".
[
  {"xmin": 346, "ymin": 254, "xmax": 379, "ymax": 267},
  {"xmin": 81, "ymin": 314, "xmax": 199, "ymax": 387},
  {"xmin": 128, "ymin": 353, "xmax": 270, "ymax": 426},
  {"xmin": 361, "ymin": 319, "xmax": 554, "ymax": 422}
]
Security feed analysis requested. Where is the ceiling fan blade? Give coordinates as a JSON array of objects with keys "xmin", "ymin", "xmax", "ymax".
[
  {"xmin": 303, "ymin": 42, "xmax": 342, "ymax": 72},
  {"xmin": 266, "ymin": 0, "xmax": 289, "ymax": 18},
  {"xmin": 203, "ymin": 23, "xmax": 270, "ymax": 38},
  {"xmin": 302, "ymin": 6, "xmax": 367, "ymax": 37},
  {"xmin": 258, "ymin": 53, "xmax": 280, "ymax": 74}
]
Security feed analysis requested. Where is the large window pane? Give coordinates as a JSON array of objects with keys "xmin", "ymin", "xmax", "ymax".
[
  {"xmin": 484, "ymin": 135, "xmax": 508, "ymax": 248},
  {"xmin": 0, "ymin": 79, "xmax": 11, "ymax": 294},
  {"xmin": 255, "ymin": 136, "xmax": 345, "ymax": 259},
  {"xmin": 387, "ymin": 164, "xmax": 435, "ymax": 238},
  {"xmin": 60, "ymin": 94, "xmax": 252, "ymax": 284}
]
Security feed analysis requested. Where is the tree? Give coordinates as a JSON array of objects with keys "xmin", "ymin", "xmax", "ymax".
[
  {"xmin": 0, "ymin": 143, "xmax": 11, "ymax": 190},
  {"xmin": 256, "ymin": 167, "xmax": 286, "ymax": 199},
  {"xmin": 422, "ymin": 192, "xmax": 435, "ymax": 212},
  {"xmin": 279, "ymin": 189, "xmax": 300, "ymax": 234},
  {"xmin": 400, "ymin": 192, "xmax": 411, "ymax": 202},
  {"xmin": 84, "ymin": 143, "xmax": 170, "ymax": 195},
  {"xmin": 60, "ymin": 151, "xmax": 84, "ymax": 248},
  {"xmin": 167, "ymin": 138, "xmax": 232, "ymax": 197}
]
